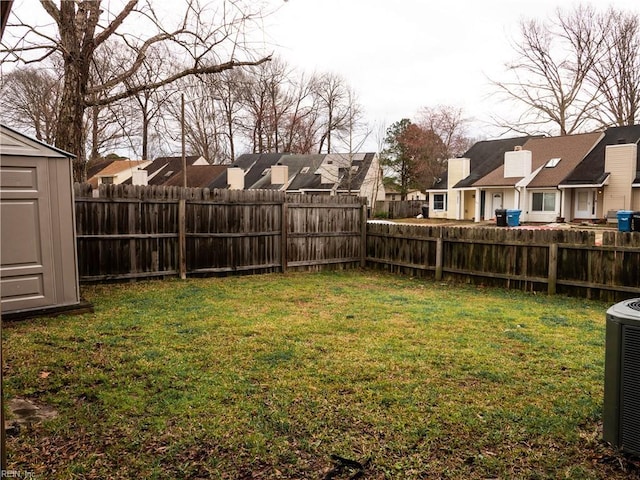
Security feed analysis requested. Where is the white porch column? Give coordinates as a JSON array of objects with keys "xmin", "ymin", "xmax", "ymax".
[{"xmin": 474, "ymin": 189, "xmax": 482, "ymax": 222}]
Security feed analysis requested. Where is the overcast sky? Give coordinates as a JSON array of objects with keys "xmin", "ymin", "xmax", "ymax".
[
  {"xmin": 263, "ymin": 0, "xmax": 640, "ymax": 145},
  {"xmin": 5, "ymin": 0, "xmax": 640, "ymax": 152}
]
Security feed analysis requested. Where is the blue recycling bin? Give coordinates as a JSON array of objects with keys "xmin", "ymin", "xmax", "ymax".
[
  {"xmin": 617, "ymin": 210, "xmax": 633, "ymax": 232},
  {"xmin": 506, "ymin": 209, "xmax": 521, "ymax": 227}
]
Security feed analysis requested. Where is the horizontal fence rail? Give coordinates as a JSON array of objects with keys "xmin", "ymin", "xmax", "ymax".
[
  {"xmin": 366, "ymin": 223, "xmax": 640, "ymax": 303},
  {"xmin": 74, "ymin": 184, "xmax": 367, "ymax": 281}
]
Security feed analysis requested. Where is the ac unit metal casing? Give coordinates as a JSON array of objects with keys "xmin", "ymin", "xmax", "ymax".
[{"xmin": 603, "ymin": 298, "xmax": 640, "ymax": 456}]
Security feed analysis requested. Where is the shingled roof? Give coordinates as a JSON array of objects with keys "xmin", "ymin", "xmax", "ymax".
[
  {"xmin": 209, "ymin": 153, "xmax": 378, "ymax": 193},
  {"xmin": 162, "ymin": 165, "xmax": 227, "ymax": 187},
  {"xmin": 143, "ymin": 155, "xmax": 207, "ymax": 185},
  {"xmin": 453, "ymin": 136, "xmax": 536, "ymax": 189},
  {"xmin": 431, "ymin": 135, "xmax": 536, "ymax": 190},
  {"xmin": 473, "ymin": 132, "xmax": 602, "ymax": 188},
  {"xmin": 560, "ymin": 125, "xmax": 640, "ymax": 186}
]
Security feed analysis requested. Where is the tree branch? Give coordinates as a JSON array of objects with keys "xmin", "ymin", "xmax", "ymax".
[{"xmin": 88, "ymin": 55, "xmax": 272, "ymax": 107}]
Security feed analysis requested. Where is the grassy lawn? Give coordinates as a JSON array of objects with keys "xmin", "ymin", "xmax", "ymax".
[{"xmin": 1, "ymin": 271, "xmax": 632, "ymax": 479}]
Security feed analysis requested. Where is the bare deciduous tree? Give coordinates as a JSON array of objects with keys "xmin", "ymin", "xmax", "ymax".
[
  {"xmin": 0, "ymin": 65, "xmax": 60, "ymax": 144},
  {"xmin": 280, "ymin": 71, "xmax": 321, "ymax": 154},
  {"xmin": 590, "ymin": 8, "xmax": 640, "ymax": 127},
  {"xmin": 417, "ymin": 105, "xmax": 472, "ymax": 159},
  {"xmin": 315, "ymin": 72, "xmax": 350, "ymax": 154},
  {"xmin": 491, "ymin": 4, "xmax": 605, "ymax": 135},
  {"xmin": 164, "ymin": 76, "xmax": 230, "ymax": 164},
  {"xmin": 2, "ymin": 0, "xmax": 272, "ymax": 180},
  {"xmin": 211, "ymin": 69, "xmax": 248, "ymax": 161}
]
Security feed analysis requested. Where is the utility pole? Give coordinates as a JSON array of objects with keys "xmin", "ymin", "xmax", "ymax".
[{"xmin": 181, "ymin": 93, "xmax": 187, "ymax": 188}]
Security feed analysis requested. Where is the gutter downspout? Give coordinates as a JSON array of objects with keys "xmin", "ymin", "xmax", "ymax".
[{"xmin": 558, "ymin": 186, "xmax": 564, "ymax": 221}]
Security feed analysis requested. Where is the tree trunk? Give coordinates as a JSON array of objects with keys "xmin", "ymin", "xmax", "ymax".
[
  {"xmin": 90, "ymin": 105, "xmax": 99, "ymax": 161},
  {"xmin": 56, "ymin": 60, "xmax": 89, "ymax": 181},
  {"xmin": 142, "ymin": 110, "xmax": 149, "ymax": 160},
  {"xmin": 53, "ymin": 2, "xmax": 95, "ymax": 182}
]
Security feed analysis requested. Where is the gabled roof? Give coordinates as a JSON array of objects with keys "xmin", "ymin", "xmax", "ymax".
[
  {"xmin": 209, "ymin": 153, "xmax": 283, "ymax": 189},
  {"xmin": 560, "ymin": 125, "xmax": 640, "ymax": 186},
  {"xmin": 527, "ymin": 132, "xmax": 602, "ymax": 188},
  {"xmin": 336, "ymin": 153, "xmax": 377, "ymax": 192},
  {"xmin": 209, "ymin": 153, "xmax": 379, "ymax": 193},
  {"xmin": 430, "ymin": 135, "xmax": 536, "ymax": 190},
  {"xmin": 87, "ymin": 158, "xmax": 118, "ymax": 178},
  {"xmin": 143, "ymin": 155, "xmax": 207, "ymax": 182},
  {"xmin": 88, "ymin": 160, "xmax": 150, "ymax": 187},
  {"xmin": 472, "ymin": 132, "xmax": 602, "ymax": 188},
  {"xmin": 162, "ymin": 165, "xmax": 227, "ymax": 187}
]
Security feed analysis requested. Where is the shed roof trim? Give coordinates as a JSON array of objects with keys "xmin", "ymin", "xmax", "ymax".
[{"xmin": 0, "ymin": 124, "xmax": 75, "ymax": 158}]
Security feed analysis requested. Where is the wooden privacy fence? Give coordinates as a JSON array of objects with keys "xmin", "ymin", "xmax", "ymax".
[
  {"xmin": 374, "ymin": 200, "xmax": 425, "ymax": 219},
  {"xmin": 74, "ymin": 184, "xmax": 639, "ymax": 301},
  {"xmin": 74, "ymin": 184, "xmax": 367, "ymax": 281},
  {"xmin": 367, "ymin": 223, "xmax": 640, "ymax": 303}
]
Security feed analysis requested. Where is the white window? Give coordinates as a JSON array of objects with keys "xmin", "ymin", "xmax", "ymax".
[
  {"xmin": 100, "ymin": 176, "xmax": 114, "ymax": 185},
  {"xmin": 433, "ymin": 193, "xmax": 447, "ymax": 211},
  {"xmin": 532, "ymin": 192, "xmax": 556, "ymax": 212}
]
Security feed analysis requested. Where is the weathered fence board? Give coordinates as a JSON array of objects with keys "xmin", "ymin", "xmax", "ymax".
[
  {"xmin": 74, "ymin": 184, "xmax": 366, "ymax": 280},
  {"xmin": 366, "ymin": 223, "xmax": 640, "ymax": 302},
  {"xmin": 374, "ymin": 200, "xmax": 424, "ymax": 219}
]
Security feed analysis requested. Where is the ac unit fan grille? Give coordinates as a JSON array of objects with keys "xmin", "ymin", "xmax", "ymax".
[
  {"xmin": 621, "ymin": 325, "xmax": 640, "ymax": 455},
  {"xmin": 627, "ymin": 300, "xmax": 640, "ymax": 312}
]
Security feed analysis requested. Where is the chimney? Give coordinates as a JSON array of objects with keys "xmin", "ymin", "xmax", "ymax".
[
  {"xmin": 603, "ymin": 143, "xmax": 636, "ymax": 211},
  {"xmin": 504, "ymin": 149, "xmax": 532, "ymax": 178},
  {"xmin": 227, "ymin": 167, "xmax": 244, "ymax": 190},
  {"xmin": 131, "ymin": 169, "xmax": 148, "ymax": 186},
  {"xmin": 319, "ymin": 161, "xmax": 340, "ymax": 184},
  {"xmin": 271, "ymin": 164, "xmax": 288, "ymax": 185}
]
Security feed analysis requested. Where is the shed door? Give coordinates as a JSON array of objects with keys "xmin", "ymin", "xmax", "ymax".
[{"xmin": 1, "ymin": 157, "xmax": 56, "ymax": 311}]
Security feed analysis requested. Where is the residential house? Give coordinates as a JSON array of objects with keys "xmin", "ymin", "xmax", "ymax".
[
  {"xmin": 138, "ymin": 155, "xmax": 210, "ymax": 186},
  {"xmin": 88, "ymin": 159, "xmax": 152, "ymax": 188},
  {"xmin": 559, "ymin": 125, "xmax": 640, "ymax": 220},
  {"xmin": 210, "ymin": 152, "xmax": 386, "ymax": 206},
  {"xmin": 473, "ymin": 132, "xmax": 602, "ymax": 223},
  {"xmin": 426, "ymin": 136, "xmax": 535, "ymax": 220}
]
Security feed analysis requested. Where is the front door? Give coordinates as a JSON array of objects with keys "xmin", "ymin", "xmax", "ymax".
[
  {"xmin": 492, "ymin": 192, "xmax": 503, "ymax": 216},
  {"xmin": 574, "ymin": 189, "xmax": 595, "ymax": 219}
]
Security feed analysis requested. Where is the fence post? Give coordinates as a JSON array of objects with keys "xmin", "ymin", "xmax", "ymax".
[
  {"xmin": 281, "ymin": 202, "xmax": 288, "ymax": 273},
  {"xmin": 361, "ymin": 204, "xmax": 367, "ymax": 268},
  {"xmin": 178, "ymin": 199, "xmax": 186, "ymax": 279},
  {"xmin": 435, "ymin": 236, "xmax": 444, "ymax": 281},
  {"xmin": 548, "ymin": 243, "xmax": 558, "ymax": 295},
  {"xmin": 128, "ymin": 200, "xmax": 137, "ymax": 276}
]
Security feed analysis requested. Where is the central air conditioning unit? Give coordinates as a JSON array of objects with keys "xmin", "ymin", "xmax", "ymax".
[{"xmin": 603, "ymin": 298, "xmax": 640, "ymax": 456}]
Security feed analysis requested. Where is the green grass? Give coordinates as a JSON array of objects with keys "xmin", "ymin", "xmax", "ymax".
[{"xmin": 1, "ymin": 271, "xmax": 627, "ymax": 479}]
